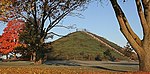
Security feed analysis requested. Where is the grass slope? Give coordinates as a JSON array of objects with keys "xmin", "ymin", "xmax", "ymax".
[
  {"xmin": 87, "ymin": 32, "xmax": 123, "ymax": 53},
  {"xmin": 47, "ymin": 31, "xmax": 128, "ymax": 61}
]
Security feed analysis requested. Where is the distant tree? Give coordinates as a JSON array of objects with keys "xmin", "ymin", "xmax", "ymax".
[
  {"xmin": 123, "ymin": 42, "xmax": 138, "ymax": 60},
  {"xmin": 103, "ymin": 49, "xmax": 116, "ymax": 61},
  {"xmin": 0, "ymin": 19, "xmax": 25, "ymax": 59},
  {"xmin": 104, "ymin": 49, "xmax": 111, "ymax": 56},
  {"xmin": 95, "ymin": 54, "xmax": 102, "ymax": 61},
  {"xmin": 123, "ymin": 42, "xmax": 133, "ymax": 57}
]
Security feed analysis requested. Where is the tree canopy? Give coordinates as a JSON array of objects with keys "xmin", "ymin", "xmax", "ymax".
[
  {"xmin": 0, "ymin": 0, "xmax": 87, "ymax": 41},
  {"xmin": 0, "ymin": 19, "xmax": 25, "ymax": 54}
]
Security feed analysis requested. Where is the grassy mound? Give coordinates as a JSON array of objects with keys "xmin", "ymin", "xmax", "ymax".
[{"xmin": 47, "ymin": 31, "xmax": 128, "ymax": 61}]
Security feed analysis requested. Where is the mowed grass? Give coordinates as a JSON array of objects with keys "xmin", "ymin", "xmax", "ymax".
[
  {"xmin": 0, "ymin": 61, "xmax": 110, "ymax": 74},
  {"xmin": 0, "ymin": 66, "xmax": 99, "ymax": 74},
  {"xmin": 0, "ymin": 61, "xmax": 143, "ymax": 74}
]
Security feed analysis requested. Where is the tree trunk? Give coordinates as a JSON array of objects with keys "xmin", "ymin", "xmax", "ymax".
[
  {"xmin": 13, "ymin": 53, "xmax": 17, "ymax": 60},
  {"xmin": 33, "ymin": 52, "xmax": 36, "ymax": 62},
  {"xmin": 34, "ymin": 50, "xmax": 45, "ymax": 64},
  {"xmin": 139, "ymin": 34, "xmax": 150, "ymax": 71},
  {"xmin": 139, "ymin": 55, "xmax": 150, "ymax": 71},
  {"xmin": 30, "ymin": 54, "xmax": 33, "ymax": 61},
  {"xmin": 109, "ymin": 0, "xmax": 150, "ymax": 71},
  {"xmin": 6, "ymin": 54, "xmax": 8, "ymax": 59},
  {"xmin": 30, "ymin": 52, "xmax": 36, "ymax": 62},
  {"xmin": 34, "ymin": 58, "xmax": 43, "ymax": 64}
]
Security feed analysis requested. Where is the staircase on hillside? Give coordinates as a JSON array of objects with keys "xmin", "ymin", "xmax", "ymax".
[{"xmin": 83, "ymin": 31, "xmax": 125, "ymax": 56}]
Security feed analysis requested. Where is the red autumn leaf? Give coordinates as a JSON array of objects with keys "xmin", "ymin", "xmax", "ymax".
[{"xmin": 0, "ymin": 19, "xmax": 25, "ymax": 54}]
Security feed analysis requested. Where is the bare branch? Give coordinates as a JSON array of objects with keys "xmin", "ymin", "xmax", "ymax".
[
  {"xmin": 17, "ymin": 13, "xmax": 32, "ymax": 23},
  {"xmin": 33, "ymin": 2, "xmax": 37, "ymax": 25},
  {"xmin": 48, "ymin": 32, "xmax": 63, "ymax": 37},
  {"xmin": 110, "ymin": 0, "xmax": 142, "ymax": 46},
  {"xmin": 41, "ymin": 1, "xmax": 48, "ymax": 35},
  {"xmin": 46, "ymin": 11, "xmax": 69, "ymax": 32},
  {"xmin": 43, "ymin": 1, "xmax": 55, "ymax": 21},
  {"xmin": 135, "ymin": 0, "xmax": 149, "ymax": 36},
  {"xmin": 118, "ymin": 14, "xmax": 145, "ymax": 57},
  {"xmin": 142, "ymin": 0, "xmax": 149, "ymax": 7},
  {"xmin": 142, "ymin": 0, "xmax": 150, "ymax": 28},
  {"xmin": 46, "ymin": 2, "xmax": 80, "ymax": 32},
  {"xmin": 110, "ymin": 0, "xmax": 144, "ymax": 55}
]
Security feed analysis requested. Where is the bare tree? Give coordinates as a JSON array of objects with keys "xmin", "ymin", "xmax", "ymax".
[{"xmin": 110, "ymin": 0, "xmax": 150, "ymax": 71}]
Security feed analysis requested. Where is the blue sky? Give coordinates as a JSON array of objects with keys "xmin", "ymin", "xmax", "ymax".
[{"xmin": 0, "ymin": 0, "xmax": 143, "ymax": 47}]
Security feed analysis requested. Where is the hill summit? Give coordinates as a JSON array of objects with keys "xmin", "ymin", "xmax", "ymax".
[{"xmin": 47, "ymin": 31, "xmax": 128, "ymax": 61}]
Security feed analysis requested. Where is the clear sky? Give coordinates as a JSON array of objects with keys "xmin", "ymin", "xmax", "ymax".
[{"xmin": 0, "ymin": 0, "xmax": 143, "ymax": 47}]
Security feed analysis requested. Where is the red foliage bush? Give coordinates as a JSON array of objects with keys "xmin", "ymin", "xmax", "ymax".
[{"xmin": 0, "ymin": 19, "xmax": 25, "ymax": 54}]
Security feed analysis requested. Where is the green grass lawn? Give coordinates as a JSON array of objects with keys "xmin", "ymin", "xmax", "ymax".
[{"xmin": 0, "ymin": 60, "xmax": 139, "ymax": 74}]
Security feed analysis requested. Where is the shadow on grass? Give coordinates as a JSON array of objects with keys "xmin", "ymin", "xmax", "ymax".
[
  {"xmin": 45, "ymin": 60, "xmax": 128, "ymax": 72},
  {"xmin": 90, "ymin": 66, "xmax": 127, "ymax": 72},
  {"xmin": 0, "ymin": 60, "xmax": 136, "ymax": 72},
  {"xmin": 44, "ymin": 60, "xmax": 81, "ymax": 66},
  {"xmin": 103, "ymin": 62, "xmax": 139, "ymax": 66}
]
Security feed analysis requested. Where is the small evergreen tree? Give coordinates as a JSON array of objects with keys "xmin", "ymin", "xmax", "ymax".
[
  {"xmin": 123, "ymin": 42, "xmax": 133, "ymax": 57},
  {"xmin": 103, "ymin": 49, "xmax": 116, "ymax": 61}
]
